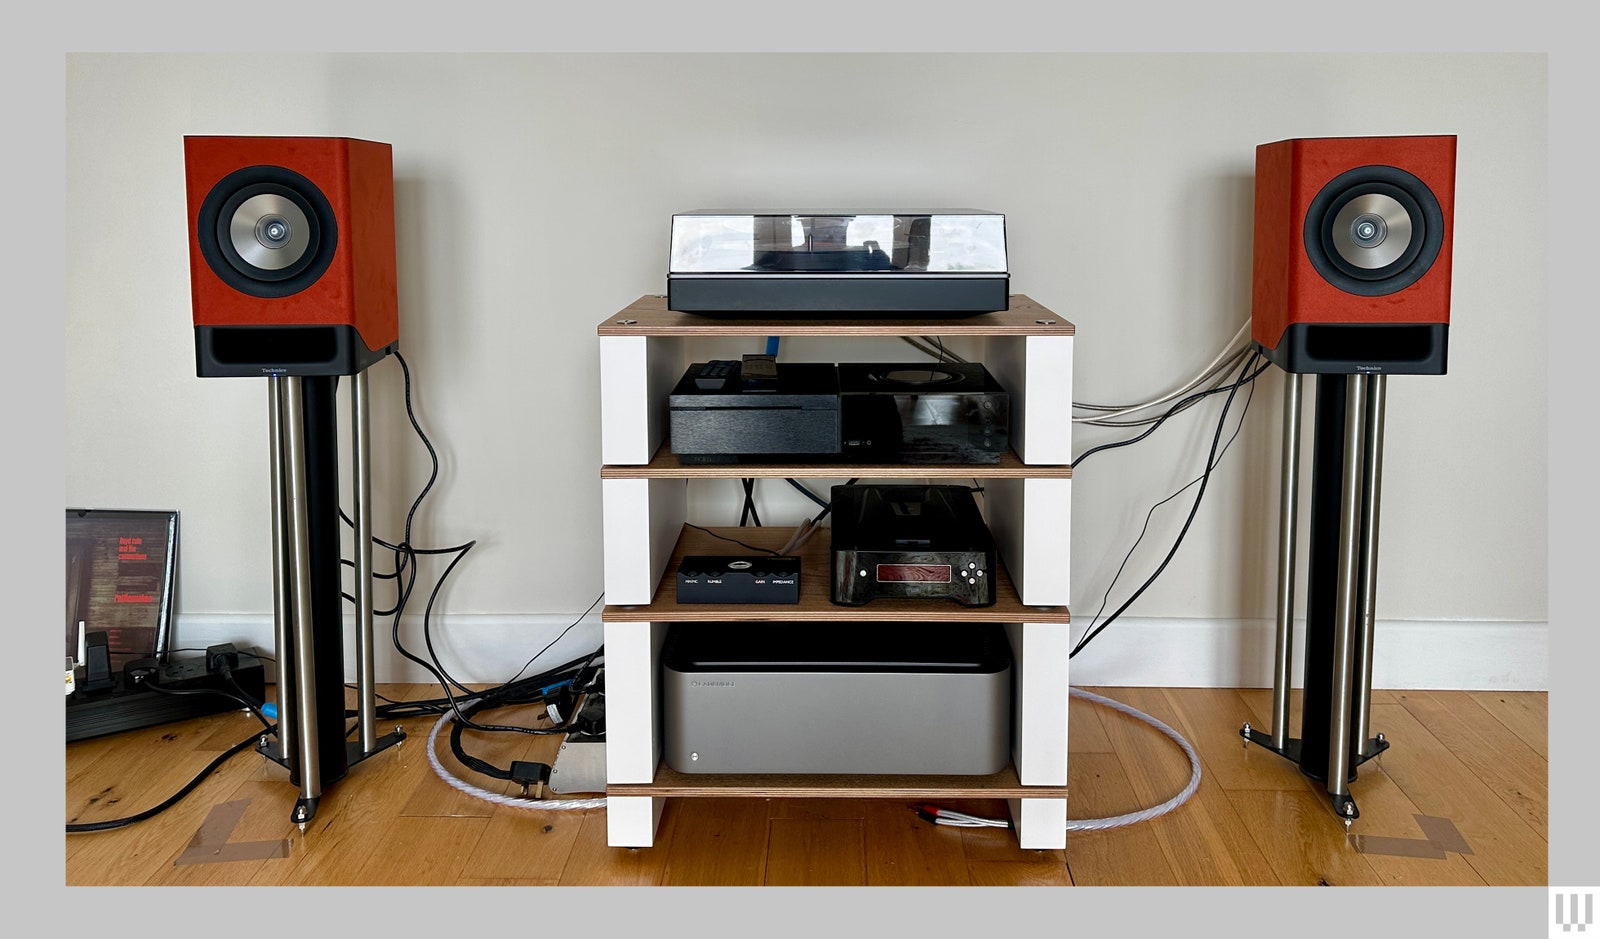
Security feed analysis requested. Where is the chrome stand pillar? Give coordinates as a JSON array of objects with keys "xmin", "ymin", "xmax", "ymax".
[
  {"xmin": 259, "ymin": 369, "xmax": 404, "ymax": 828},
  {"xmin": 1243, "ymin": 368, "xmax": 1390, "ymax": 826}
]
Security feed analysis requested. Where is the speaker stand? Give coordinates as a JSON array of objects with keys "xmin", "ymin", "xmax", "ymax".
[
  {"xmin": 1241, "ymin": 368, "xmax": 1391, "ymax": 827},
  {"xmin": 256, "ymin": 370, "xmax": 404, "ymax": 828}
]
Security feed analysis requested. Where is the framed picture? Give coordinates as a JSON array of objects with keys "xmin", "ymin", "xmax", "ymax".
[{"xmin": 65, "ymin": 508, "xmax": 179, "ymax": 675}]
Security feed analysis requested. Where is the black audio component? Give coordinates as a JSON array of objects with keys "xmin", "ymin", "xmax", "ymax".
[
  {"xmin": 668, "ymin": 362, "xmax": 840, "ymax": 463},
  {"xmin": 830, "ymin": 484, "xmax": 998, "ymax": 607},
  {"xmin": 66, "ymin": 647, "xmax": 267, "ymax": 742},
  {"xmin": 838, "ymin": 362, "xmax": 1010, "ymax": 463},
  {"xmin": 676, "ymin": 555, "xmax": 801, "ymax": 604}
]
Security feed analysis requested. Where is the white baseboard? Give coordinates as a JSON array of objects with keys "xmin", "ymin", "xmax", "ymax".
[
  {"xmin": 174, "ymin": 612, "xmax": 1547, "ymax": 691},
  {"xmin": 1067, "ymin": 616, "xmax": 1548, "ymax": 691}
]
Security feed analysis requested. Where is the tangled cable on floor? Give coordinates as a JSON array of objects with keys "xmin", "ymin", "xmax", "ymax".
[{"xmin": 426, "ymin": 696, "xmax": 607, "ymax": 811}]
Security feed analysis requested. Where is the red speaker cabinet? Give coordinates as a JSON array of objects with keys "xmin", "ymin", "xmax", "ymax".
[
  {"xmin": 185, "ymin": 136, "xmax": 399, "ymax": 377},
  {"xmin": 1251, "ymin": 135, "xmax": 1455, "ymax": 375}
]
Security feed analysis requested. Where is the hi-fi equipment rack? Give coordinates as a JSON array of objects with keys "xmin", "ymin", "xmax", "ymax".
[{"xmin": 596, "ymin": 294, "xmax": 1075, "ymax": 850}]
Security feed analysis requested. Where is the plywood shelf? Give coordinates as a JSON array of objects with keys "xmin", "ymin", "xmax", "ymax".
[
  {"xmin": 608, "ymin": 761, "xmax": 1066, "ymax": 800},
  {"xmin": 601, "ymin": 524, "xmax": 1070, "ymax": 623},
  {"xmin": 601, "ymin": 445, "xmax": 1071, "ymax": 479},
  {"xmin": 596, "ymin": 294, "xmax": 1075, "ymax": 337}
]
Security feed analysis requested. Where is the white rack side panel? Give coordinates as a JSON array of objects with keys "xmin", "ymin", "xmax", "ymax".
[
  {"xmin": 601, "ymin": 477, "xmax": 687, "ymax": 606},
  {"xmin": 599, "ymin": 334, "xmax": 683, "ymax": 466}
]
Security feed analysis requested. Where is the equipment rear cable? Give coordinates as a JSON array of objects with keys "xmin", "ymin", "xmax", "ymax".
[{"xmin": 1071, "ymin": 350, "xmax": 1263, "ymax": 658}]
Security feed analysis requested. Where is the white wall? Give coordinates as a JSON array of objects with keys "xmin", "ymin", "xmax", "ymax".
[{"xmin": 63, "ymin": 53, "xmax": 1547, "ymax": 687}]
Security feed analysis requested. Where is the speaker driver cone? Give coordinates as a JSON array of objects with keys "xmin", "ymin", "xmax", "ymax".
[
  {"xmin": 229, "ymin": 193, "xmax": 312, "ymax": 271},
  {"xmin": 1330, "ymin": 193, "xmax": 1412, "ymax": 270},
  {"xmin": 196, "ymin": 164, "xmax": 338, "ymax": 299},
  {"xmin": 1303, "ymin": 164, "xmax": 1443, "ymax": 298}
]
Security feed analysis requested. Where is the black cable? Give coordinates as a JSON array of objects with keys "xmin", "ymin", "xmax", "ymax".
[
  {"xmin": 1071, "ymin": 351, "xmax": 1263, "ymax": 658},
  {"xmin": 341, "ymin": 557, "xmax": 400, "ymax": 580},
  {"xmin": 786, "ymin": 478, "xmax": 830, "ymax": 510},
  {"xmin": 138, "ymin": 680, "xmax": 275, "ymax": 734},
  {"xmin": 444, "ymin": 647, "xmax": 604, "ymax": 739},
  {"xmin": 503, "ymin": 593, "xmax": 604, "ymax": 686},
  {"xmin": 1072, "ymin": 357, "xmax": 1271, "ymax": 469},
  {"xmin": 684, "ymin": 521, "xmax": 783, "ymax": 556},
  {"xmin": 346, "ymin": 349, "xmax": 486, "ymax": 707},
  {"xmin": 445, "ymin": 657, "xmax": 606, "ymax": 783},
  {"xmin": 369, "ymin": 649, "xmax": 596, "ymax": 720},
  {"xmin": 739, "ymin": 478, "xmax": 762, "ymax": 527},
  {"xmin": 66, "ymin": 729, "xmax": 261, "ymax": 833},
  {"xmin": 160, "ymin": 648, "xmax": 275, "ymax": 663},
  {"xmin": 219, "ymin": 662, "xmax": 277, "ymax": 735}
]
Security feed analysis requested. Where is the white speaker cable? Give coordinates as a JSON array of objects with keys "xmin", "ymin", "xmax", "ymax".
[
  {"xmin": 1062, "ymin": 687, "xmax": 1201, "ymax": 832},
  {"xmin": 1073, "ymin": 319, "xmax": 1252, "ymax": 422},
  {"xmin": 919, "ymin": 687, "xmax": 1202, "ymax": 833},
  {"xmin": 425, "ymin": 696, "xmax": 607, "ymax": 811}
]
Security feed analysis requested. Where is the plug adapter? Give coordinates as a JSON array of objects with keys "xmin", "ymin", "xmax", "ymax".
[{"xmin": 205, "ymin": 643, "xmax": 240, "ymax": 673}]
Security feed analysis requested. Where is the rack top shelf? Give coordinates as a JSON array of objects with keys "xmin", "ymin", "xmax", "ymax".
[
  {"xmin": 596, "ymin": 294, "xmax": 1075, "ymax": 337},
  {"xmin": 602, "ymin": 524, "xmax": 1070, "ymax": 624}
]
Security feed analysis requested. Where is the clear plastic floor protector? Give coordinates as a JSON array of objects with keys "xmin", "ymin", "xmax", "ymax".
[
  {"xmin": 1348, "ymin": 814, "xmax": 1473, "ymax": 859},
  {"xmin": 173, "ymin": 799, "xmax": 292, "ymax": 866}
]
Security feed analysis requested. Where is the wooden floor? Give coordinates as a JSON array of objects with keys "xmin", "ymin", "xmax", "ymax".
[{"xmin": 64, "ymin": 685, "xmax": 1547, "ymax": 886}]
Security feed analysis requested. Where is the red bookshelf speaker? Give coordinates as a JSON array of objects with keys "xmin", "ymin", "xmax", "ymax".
[
  {"xmin": 1250, "ymin": 135, "xmax": 1455, "ymax": 375},
  {"xmin": 185, "ymin": 136, "xmax": 399, "ymax": 377}
]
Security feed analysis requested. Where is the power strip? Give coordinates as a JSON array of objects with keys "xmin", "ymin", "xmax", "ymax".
[{"xmin": 65, "ymin": 651, "xmax": 267, "ymax": 743}]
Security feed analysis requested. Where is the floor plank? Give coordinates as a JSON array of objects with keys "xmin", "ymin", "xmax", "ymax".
[
  {"xmin": 1224, "ymin": 788, "xmax": 1384, "ymax": 886},
  {"xmin": 1068, "ymin": 691, "xmax": 1117, "ymax": 753},
  {"xmin": 1368, "ymin": 699, "xmax": 1548, "ymax": 886},
  {"xmin": 458, "ymin": 804, "xmax": 587, "ymax": 883},
  {"xmin": 1062, "ymin": 751, "xmax": 1181, "ymax": 886},
  {"xmin": 659, "ymin": 798, "xmax": 771, "ymax": 885},
  {"xmin": 967, "ymin": 859, "xmax": 1072, "ymax": 886},
  {"xmin": 765, "ymin": 818, "xmax": 867, "ymax": 885},
  {"xmin": 63, "ymin": 684, "xmax": 1548, "ymax": 888},
  {"xmin": 558, "ymin": 804, "xmax": 677, "ymax": 886},
  {"xmin": 1093, "ymin": 687, "xmax": 1281, "ymax": 885},
  {"xmin": 66, "ymin": 712, "xmax": 267, "ymax": 885},
  {"xmin": 144, "ymin": 779, "xmax": 302, "ymax": 886},
  {"xmin": 1332, "ymin": 765, "xmax": 1489, "ymax": 886},
  {"xmin": 247, "ymin": 685, "xmax": 456, "ymax": 886},
  {"xmin": 1466, "ymin": 690, "xmax": 1548, "ymax": 760},
  {"xmin": 861, "ymin": 799, "xmax": 969, "ymax": 886},
  {"xmin": 1156, "ymin": 686, "xmax": 1310, "ymax": 793},
  {"xmin": 349, "ymin": 815, "xmax": 491, "ymax": 885},
  {"xmin": 1396, "ymin": 690, "xmax": 1547, "ymax": 835}
]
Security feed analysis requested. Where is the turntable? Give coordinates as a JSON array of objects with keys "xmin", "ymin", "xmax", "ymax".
[{"xmin": 667, "ymin": 210, "xmax": 1009, "ymax": 315}]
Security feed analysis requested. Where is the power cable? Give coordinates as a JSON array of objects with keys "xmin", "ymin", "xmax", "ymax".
[{"xmin": 66, "ymin": 729, "xmax": 261, "ymax": 833}]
